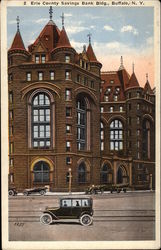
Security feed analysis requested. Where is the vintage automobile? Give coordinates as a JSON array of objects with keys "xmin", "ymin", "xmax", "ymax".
[
  {"xmin": 23, "ymin": 187, "xmax": 47, "ymax": 196},
  {"xmin": 8, "ymin": 187, "xmax": 17, "ymax": 196},
  {"xmin": 40, "ymin": 197, "xmax": 93, "ymax": 226},
  {"xmin": 85, "ymin": 183, "xmax": 129, "ymax": 194}
]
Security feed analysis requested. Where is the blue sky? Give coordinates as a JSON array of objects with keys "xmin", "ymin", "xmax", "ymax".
[{"xmin": 7, "ymin": 6, "xmax": 154, "ymax": 86}]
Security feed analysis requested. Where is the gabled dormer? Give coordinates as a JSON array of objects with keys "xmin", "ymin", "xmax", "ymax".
[{"xmin": 31, "ymin": 40, "xmax": 48, "ymax": 63}]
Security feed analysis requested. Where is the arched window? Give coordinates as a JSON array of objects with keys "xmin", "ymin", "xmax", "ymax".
[
  {"xmin": 77, "ymin": 98, "xmax": 86, "ymax": 150},
  {"xmin": 78, "ymin": 162, "xmax": 87, "ymax": 183},
  {"xmin": 100, "ymin": 164, "xmax": 112, "ymax": 184},
  {"xmin": 110, "ymin": 119, "xmax": 123, "ymax": 150},
  {"xmin": 143, "ymin": 120, "xmax": 151, "ymax": 159},
  {"xmin": 32, "ymin": 93, "xmax": 51, "ymax": 148},
  {"xmin": 33, "ymin": 161, "xmax": 50, "ymax": 183}
]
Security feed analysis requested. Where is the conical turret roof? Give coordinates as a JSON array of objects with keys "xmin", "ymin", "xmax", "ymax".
[
  {"xmin": 9, "ymin": 30, "xmax": 26, "ymax": 51},
  {"xmin": 56, "ymin": 27, "xmax": 71, "ymax": 48},
  {"xmin": 127, "ymin": 72, "xmax": 140, "ymax": 88},
  {"xmin": 144, "ymin": 80, "xmax": 153, "ymax": 94},
  {"xmin": 86, "ymin": 43, "xmax": 98, "ymax": 62}
]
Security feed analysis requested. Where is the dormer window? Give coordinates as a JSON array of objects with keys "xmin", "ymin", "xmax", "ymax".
[
  {"xmin": 110, "ymin": 80, "xmax": 114, "ymax": 84},
  {"xmin": 116, "ymin": 87, "xmax": 120, "ymax": 93},
  {"xmin": 41, "ymin": 55, "xmax": 46, "ymax": 63},
  {"xmin": 104, "ymin": 95, "xmax": 109, "ymax": 102},
  {"xmin": 65, "ymin": 55, "xmax": 70, "ymax": 63},
  {"xmin": 35, "ymin": 55, "xmax": 40, "ymax": 64},
  {"xmin": 113, "ymin": 95, "xmax": 118, "ymax": 101}
]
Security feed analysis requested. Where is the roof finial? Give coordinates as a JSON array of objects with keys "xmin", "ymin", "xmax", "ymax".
[
  {"xmin": 132, "ymin": 62, "xmax": 135, "ymax": 73},
  {"xmin": 16, "ymin": 16, "xmax": 20, "ymax": 32},
  {"xmin": 146, "ymin": 73, "xmax": 148, "ymax": 81},
  {"xmin": 60, "ymin": 13, "xmax": 65, "ymax": 28},
  {"xmin": 87, "ymin": 33, "xmax": 92, "ymax": 44},
  {"xmin": 121, "ymin": 56, "xmax": 123, "ymax": 67},
  {"xmin": 49, "ymin": 6, "xmax": 53, "ymax": 21}
]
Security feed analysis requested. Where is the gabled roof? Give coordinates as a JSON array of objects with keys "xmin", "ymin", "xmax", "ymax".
[
  {"xmin": 126, "ymin": 72, "xmax": 140, "ymax": 89},
  {"xmin": 9, "ymin": 31, "xmax": 26, "ymax": 51},
  {"xmin": 86, "ymin": 43, "xmax": 98, "ymax": 62},
  {"xmin": 28, "ymin": 20, "xmax": 60, "ymax": 52},
  {"xmin": 56, "ymin": 27, "xmax": 71, "ymax": 48},
  {"xmin": 117, "ymin": 68, "xmax": 130, "ymax": 90}
]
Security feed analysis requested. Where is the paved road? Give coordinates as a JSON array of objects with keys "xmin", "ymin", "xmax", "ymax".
[{"xmin": 9, "ymin": 191, "xmax": 155, "ymax": 241}]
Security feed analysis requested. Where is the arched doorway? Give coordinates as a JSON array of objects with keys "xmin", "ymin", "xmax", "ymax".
[
  {"xmin": 33, "ymin": 161, "xmax": 50, "ymax": 183},
  {"xmin": 117, "ymin": 165, "xmax": 128, "ymax": 184}
]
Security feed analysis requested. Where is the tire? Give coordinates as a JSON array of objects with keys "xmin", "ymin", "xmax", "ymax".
[
  {"xmin": 80, "ymin": 214, "xmax": 93, "ymax": 226},
  {"xmin": 40, "ymin": 213, "xmax": 52, "ymax": 225},
  {"xmin": 39, "ymin": 190, "xmax": 45, "ymax": 195},
  {"xmin": 23, "ymin": 191, "xmax": 29, "ymax": 196},
  {"xmin": 8, "ymin": 190, "xmax": 15, "ymax": 196}
]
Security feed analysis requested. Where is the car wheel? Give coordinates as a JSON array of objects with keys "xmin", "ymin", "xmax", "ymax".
[
  {"xmin": 40, "ymin": 213, "xmax": 52, "ymax": 225},
  {"xmin": 23, "ymin": 191, "xmax": 29, "ymax": 196},
  {"xmin": 39, "ymin": 190, "xmax": 45, "ymax": 195},
  {"xmin": 8, "ymin": 190, "xmax": 14, "ymax": 196},
  {"xmin": 80, "ymin": 214, "xmax": 93, "ymax": 226}
]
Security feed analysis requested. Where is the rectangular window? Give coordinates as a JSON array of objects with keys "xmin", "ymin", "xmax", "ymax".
[
  {"xmin": 137, "ymin": 116, "xmax": 140, "ymax": 125},
  {"xmin": 50, "ymin": 71, "xmax": 55, "ymax": 80},
  {"xmin": 101, "ymin": 130, "xmax": 104, "ymax": 140},
  {"xmin": 65, "ymin": 70, "xmax": 71, "ymax": 80},
  {"xmin": 66, "ymin": 107, "xmax": 72, "ymax": 117},
  {"xmin": 77, "ymin": 74, "xmax": 80, "ymax": 83},
  {"xmin": 35, "ymin": 55, "xmax": 40, "ymax": 63},
  {"xmin": 101, "ymin": 142, "xmax": 104, "ymax": 151},
  {"xmin": 137, "ymin": 140, "xmax": 140, "ymax": 148},
  {"xmin": 137, "ymin": 103, "xmax": 140, "ymax": 110},
  {"xmin": 65, "ymin": 89, "xmax": 72, "ymax": 101},
  {"xmin": 84, "ymin": 77, "xmax": 88, "ymax": 85},
  {"xmin": 137, "ymin": 129, "xmax": 140, "ymax": 136},
  {"xmin": 10, "ymin": 173, "xmax": 14, "ymax": 183},
  {"xmin": 101, "ymin": 107, "xmax": 104, "ymax": 113},
  {"xmin": 120, "ymin": 106, "xmax": 123, "ymax": 112},
  {"xmin": 9, "ymin": 110, "xmax": 13, "ymax": 120},
  {"xmin": 104, "ymin": 96, "xmax": 109, "ymax": 102},
  {"xmin": 113, "ymin": 95, "xmax": 118, "ymax": 101},
  {"xmin": 10, "ymin": 142, "xmax": 14, "ymax": 154},
  {"xmin": 66, "ymin": 157, "xmax": 72, "ymax": 165},
  {"xmin": 128, "ymin": 93, "xmax": 131, "ymax": 99},
  {"xmin": 65, "ymin": 55, "xmax": 70, "ymax": 63},
  {"xmin": 41, "ymin": 55, "xmax": 46, "ymax": 63},
  {"xmin": 9, "ymin": 158, "xmax": 14, "ymax": 167},
  {"xmin": 91, "ymin": 81, "xmax": 94, "ymax": 88},
  {"xmin": 9, "ymin": 91, "xmax": 13, "ymax": 104},
  {"xmin": 8, "ymin": 73, "xmax": 13, "ymax": 81},
  {"xmin": 110, "ymin": 80, "xmax": 114, "ymax": 84},
  {"xmin": 9, "ymin": 126, "xmax": 14, "ymax": 136},
  {"xmin": 66, "ymin": 141, "xmax": 71, "ymax": 152},
  {"xmin": 26, "ymin": 72, "xmax": 31, "ymax": 81},
  {"xmin": 66, "ymin": 124, "xmax": 72, "ymax": 134},
  {"xmin": 137, "ymin": 91, "xmax": 140, "ymax": 98},
  {"xmin": 137, "ymin": 152, "xmax": 140, "ymax": 159},
  {"xmin": 38, "ymin": 72, "xmax": 43, "ymax": 81},
  {"xmin": 110, "ymin": 107, "xmax": 113, "ymax": 112}
]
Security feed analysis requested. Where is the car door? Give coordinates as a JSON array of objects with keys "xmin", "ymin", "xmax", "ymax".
[
  {"xmin": 58, "ymin": 199, "xmax": 72, "ymax": 218},
  {"xmin": 71, "ymin": 199, "xmax": 82, "ymax": 218}
]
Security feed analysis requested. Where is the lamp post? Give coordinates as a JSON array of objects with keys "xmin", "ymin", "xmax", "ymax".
[
  {"xmin": 149, "ymin": 173, "xmax": 153, "ymax": 191},
  {"xmin": 68, "ymin": 168, "xmax": 72, "ymax": 194}
]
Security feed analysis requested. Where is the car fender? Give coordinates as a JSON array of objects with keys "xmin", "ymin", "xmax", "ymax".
[
  {"xmin": 43, "ymin": 211, "xmax": 58, "ymax": 220},
  {"xmin": 80, "ymin": 210, "xmax": 93, "ymax": 218}
]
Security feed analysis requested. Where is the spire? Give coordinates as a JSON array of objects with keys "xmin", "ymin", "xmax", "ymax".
[
  {"xmin": 16, "ymin": 16, "xmax": 20, "ymax": 32},
  {"xmin": 87, "ymin": 33, "xmax": 92, "ymax": 44},
  {"xmin": 9, "ymin": 16, "xmax": 26, "ymax": 51},
  {"xmin": 49, "ymin": 6, "xmax": 53, "ymax": 21},
  {"xmin": 146, "ymin": 73, "xmax": 148, "ymax": 82},
  {"xmin": 60, "ymin": 12, "xmax": 65, "ymax": 29},
  {"xmin": 144, "ymin": 73, "xmax": 153, "ymax": 94},
  {"xmin": 132, "ymin": 62, "xmax": 134, "ymax": 73},
  {"xmin": 119, "ymin": 56, "xmax": 124, "ymax": 70},
  {"xmin": 86, "ymin": 43, "xmax": 98, "ymax": 62}
]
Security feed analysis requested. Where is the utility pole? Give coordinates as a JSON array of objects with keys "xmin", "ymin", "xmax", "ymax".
[{"xmin": 68, "ymin": 168, "xmax": 72, "ymax": 194}]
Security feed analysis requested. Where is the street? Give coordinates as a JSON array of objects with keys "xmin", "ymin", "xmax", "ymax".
[{"xmin": 9, "ymin": 191, "xmax": 155, "ymax": 241}]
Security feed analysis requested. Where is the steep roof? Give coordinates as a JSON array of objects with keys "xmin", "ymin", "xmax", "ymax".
[
  {"xmin": 86, "ymin": 43, "xmax": 98, "ymax": 62},
  {"xmin": 126, "ymin": 72, "xmax": 140, "ymax": 89},
  {"xmin": 56, "ymin": 27, "xmax": 71, "ymax": 48},
  {"xmin": 144, "ymin": 80, "xmax": 153, "ymax": 94},
  {"xmin": 117, "ymin": 68, "xmax": 130, "ymax": 90},
  {"xmin": 28, "ymin": 20, "xmax": 60, "ymax": 52},
  {"xmin": 9, "ymin": 31, "xmax": 26, "ymax": 51}
]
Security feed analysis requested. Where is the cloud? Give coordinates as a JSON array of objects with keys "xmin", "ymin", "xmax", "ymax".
[
  {"xmin": 64, "ymin": 13, "xmax": 72, "ymax": 17},
  {"xmin": 104, "ymin": 25, "xmax": 114, "ymax": 31},
  {"xmin": 8, "ymin": 20, "xmax": 17, "ymax": 25},
  {"xmin": 121, "ymin": 25, "xmax": 139, "ymax": 35},
  {"xmin": 35, "ymin": 18, "xmax": 48, "ymax": 24},
  {"xmin": 70, "ymin": 39, "xmax": 85, "ymax": 51},
  {"xmin": 66, "ymin": 26, "xmax": 89, "ymax": 34}
]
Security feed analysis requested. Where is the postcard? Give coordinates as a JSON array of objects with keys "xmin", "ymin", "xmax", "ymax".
[{"xmin": 1, "ymin": 0, "xmax": 160, "ymax": 249}]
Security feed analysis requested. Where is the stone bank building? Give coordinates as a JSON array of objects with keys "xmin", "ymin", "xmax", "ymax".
[{"xmin": 8, "ymin": 11, "xmax": 155, "ymax": 191}]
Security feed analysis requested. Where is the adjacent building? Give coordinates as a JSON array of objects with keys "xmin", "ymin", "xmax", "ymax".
[{"xmin": 8, "ymin": 11, "xmax": 155, "ymax": 191}]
